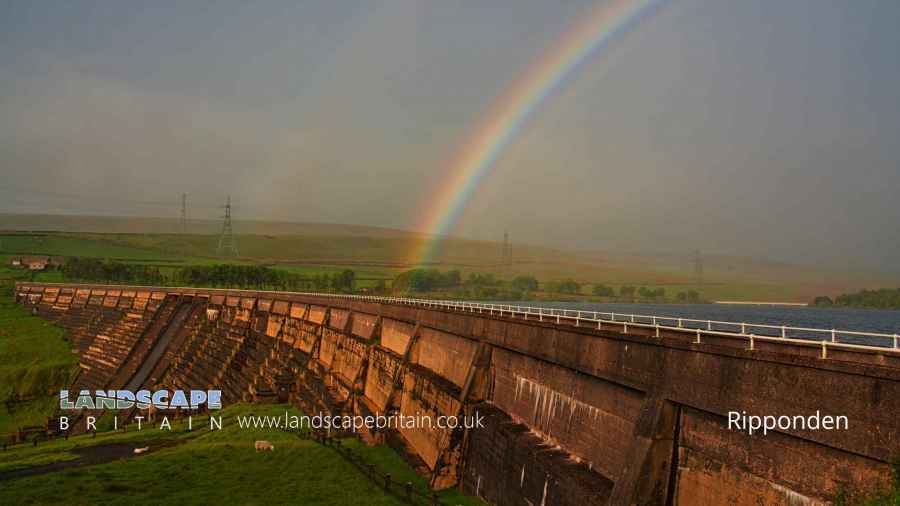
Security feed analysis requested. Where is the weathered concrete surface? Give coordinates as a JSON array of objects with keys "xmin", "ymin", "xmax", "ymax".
[
  {"xmin": 490, "ymin": 346, "xmax": 643, "ymax": 482},
  {"xmin": 608, "ymin": 398, "xmax": 678, "ymax": 505},
  {"xmin": 462, "ymin": 403, "xmax": 614, "ymax": 506},
  {"xmin": 15, "ymin": 283, "xmax": 900, "ymax": 505},
  {"xmin": 675, "ymin": 406, "xmax": 890, "ymax": 504}
]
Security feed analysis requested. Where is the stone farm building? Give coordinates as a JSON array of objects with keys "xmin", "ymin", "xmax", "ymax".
[{"xmin": 9, "ymin": 256, "xmax": 64, "ymax": 271}]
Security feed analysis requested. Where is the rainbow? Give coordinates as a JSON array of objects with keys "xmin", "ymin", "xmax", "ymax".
[{"xmin": 412, "ymin": 0, "xmax": 665, "ymax": 264}]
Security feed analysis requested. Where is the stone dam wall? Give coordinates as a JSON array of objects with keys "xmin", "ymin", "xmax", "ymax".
[{"xmin": 15, "ymin": 283, "xmax": 900, "ymax": 506}]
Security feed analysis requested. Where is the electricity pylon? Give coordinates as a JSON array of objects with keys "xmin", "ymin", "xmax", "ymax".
[{"xmin": 216, "ymin": 196, "xmax": 239, "ymax": 258}]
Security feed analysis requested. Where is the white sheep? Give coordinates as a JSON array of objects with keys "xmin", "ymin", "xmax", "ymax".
[{"xmin": 255, "ymin": 440, "xmax": 274, "ymax": 452}]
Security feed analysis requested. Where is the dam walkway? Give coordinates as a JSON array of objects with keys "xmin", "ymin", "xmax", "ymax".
[{"xmin": 305, "ymin": 292, "xmax": 900, "ymax": 360}]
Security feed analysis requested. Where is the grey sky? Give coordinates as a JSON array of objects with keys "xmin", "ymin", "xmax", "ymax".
[{"xmin": 1, "ymin": 0, "xmax": 899, "ymax": 272}]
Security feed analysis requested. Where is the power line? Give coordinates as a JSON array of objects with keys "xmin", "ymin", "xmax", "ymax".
[
  {"xmin": 0, "ymin": 184, "xmax": 222, "ymax": 210},
  {"xmin": 693, "ymin": 249, "xmax": 704, "ymax": 286},
  {"xmin": 180, "ymin": 193, "xmax": 188, "ymax": 234},
  {"xmin": 501, "ymin": 231, "xmax": 512, "ymax": 276},
  {"xmin": 216, "ymin": 196, "xmax": 238, "ymax": 258},
  {"xmin": 0, "ymin": 184, "xmax": 175, "ymax": 207}
]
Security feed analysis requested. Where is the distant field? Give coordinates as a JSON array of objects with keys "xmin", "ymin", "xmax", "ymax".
[
  {"xmin": 2, "ymin": 213, "xmax": 899, "ymax": 302},
  {"xmin": 0, "ymin": 213, "xmax": 421, "ymax": 238},
  {"xmin": 0, "ymin": 233, "xmax": 181, "ymax": 262}
]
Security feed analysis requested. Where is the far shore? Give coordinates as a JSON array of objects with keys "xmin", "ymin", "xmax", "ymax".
[{"xmin": 713, "ymin": 301, "xmax": 808, "ymax": 307}]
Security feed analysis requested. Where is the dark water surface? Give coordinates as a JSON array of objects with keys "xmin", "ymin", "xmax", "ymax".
[{"xmin": 503, "ymin": 302, "xmax": 900, "ymax": 348}]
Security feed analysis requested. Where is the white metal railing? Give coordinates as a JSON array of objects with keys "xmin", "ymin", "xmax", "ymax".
[{"xmin": 300, "ymin": 292, "xmax": 900, "ymax": 357}]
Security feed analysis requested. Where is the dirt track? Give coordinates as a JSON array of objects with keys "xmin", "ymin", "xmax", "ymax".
[{"xmin": 0, "ymin": 440, "xmax": 180, "ymax": 482}]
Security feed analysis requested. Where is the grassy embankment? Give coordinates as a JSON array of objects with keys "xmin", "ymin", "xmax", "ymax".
[
  {"xmin": 0, "ymin": 265, "xmax": 78, "ymax": 436},
  {"xmin": 0, "ymin": 403, "xmax": 481, "ymax": 505}
]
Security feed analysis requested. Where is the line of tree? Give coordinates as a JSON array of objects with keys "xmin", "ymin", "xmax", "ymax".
[
  {"xmin": 178, "ymin": 265, "xmax": 355, "ymax": 292},
  {"xmin": 511, "ymin": 276, "xmax": 539, "ymax": 292},
  {"xmin": 592, "ymin": 284, "xmax": 615, "ymax": 297},
  {"xmin": 388, "ymin": 268, "xmax": 706, "ymax": 304},
  {"xmin": 607, "ymin": 285, "xmax": 701, "ymax": 303},
  {"xmin": 466, "ymin": 272, "xmax": 501, "ymax": 287},
  {"xmin": 63, "ymin": 257, "xmax": 164, "ymax": 285},
  {"xmin": 638, "ymin": 286, "xmax": 665, "ymax": 299},
  {"xmin": 392, "ymin": 269, "xmax": 462, "ymax": 292},
  {"xmin": 675, "ymin": 290, "xmax": 702, "ymax": 303},
  {"xmin": 178, "ymin": 264, "xmax": 279, "ymax": 288},
  {"xmin": 61, "ymin": 258, "xmax": 358, "ymax": 293},
  {"xmin": 392, "ymin": 269, "xmax": 534, "ymax": 299},
  {"xmin": 545, "ymin": 279, "xmax": 580, "ymax": 294},
  {"xmin": 812, "ymin": 288, "xmax": 900, "ymax": 309}
]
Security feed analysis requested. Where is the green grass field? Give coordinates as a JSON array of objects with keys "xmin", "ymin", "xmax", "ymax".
[
  {"xmin": 0, "ymin": 233, "xmax": 183, "ymax": 262},
  {"xmin": 3, "ymin": 214, "xmax": 900, "ymax": 302},
  {"xmin": 0, "ymin": 280, "xmax": 79, "ymax": 435},
  {"xmin": 0, "ymin": 403, "xmax": 482, "ymax": 506}
]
